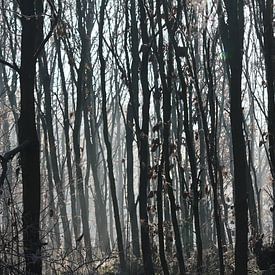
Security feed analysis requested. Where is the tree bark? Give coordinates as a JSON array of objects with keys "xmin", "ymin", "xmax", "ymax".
[
  {"xmin": 18, "ymin": 0, "xmax": 43, "ymax": 273},
  {"xmin": 125, "ymin": 102, "xmax": 141, "ymax": 258},
  {"xmin": 219, "ymin": 1, "xmax": 248, "ymax": 273}
]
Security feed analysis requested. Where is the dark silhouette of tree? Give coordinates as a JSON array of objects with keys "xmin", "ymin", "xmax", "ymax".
[
  {"xmin": 16, "ymin": 0, "xmax": 57, "ymax": 273},
  {"xmin": 137, "ymin": 0, "xmax": 155, "ymax": 273},
  {"xmin": 252, "ymin": 0, "xmax": 275, "ymax": 238},
  {"xmin": 124, "ymin": 0, "xmax": 141, "ymax": 259},
  {"xmin": 219, "ymin": 0, "xmax": 248, "ymax": 273}
]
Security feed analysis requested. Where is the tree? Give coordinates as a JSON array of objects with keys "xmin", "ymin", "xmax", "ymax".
[
  {"xmin": 252, "ymin": 0, "xmax": 275, "ymax": 238},
  {"xmin": 219, "ymin": 0, "xmax": 248, "ymax": 273},
  {"xmin": 18, "ymin": 0, "xmax": 57, "ymax": 273},
  {"xmin": 99, "ymin": 0, "xmax": 126, "ymax": 272}
]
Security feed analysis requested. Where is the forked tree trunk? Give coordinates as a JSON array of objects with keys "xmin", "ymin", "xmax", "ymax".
[{"xmin": 83, "ymin": 94, "xmax": 111, "ymax": 254}]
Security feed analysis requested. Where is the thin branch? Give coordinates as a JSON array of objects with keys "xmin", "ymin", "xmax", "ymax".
[
  {"xmin": 33, "ymin": 4, "xmax": 59, "ymax": 60},
  {"xmin": 0, "ymin": 58, "xmax": 20, "ymax": 73}
]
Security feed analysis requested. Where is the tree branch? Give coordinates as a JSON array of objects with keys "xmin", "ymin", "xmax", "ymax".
[
  {"xmin": 0, "ymin": 140, "xmax": 31, "ymax": 189},
  {"xmin": 0, "ymin": 58, "xmax": 20, "ymax": 74},
  {"xmin": 33, "ymin": 2, "xmax": 59, "ymax": 60}
]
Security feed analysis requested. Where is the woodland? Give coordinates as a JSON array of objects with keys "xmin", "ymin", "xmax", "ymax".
[{"xmin": 0, "ymin": 0, "xmax": 274, "ymax": 274}]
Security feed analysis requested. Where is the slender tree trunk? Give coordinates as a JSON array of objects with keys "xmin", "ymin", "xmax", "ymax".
[
  {"xmin": 126, "ymin": 102, "xmax": 140, "ymax": 258},
  {"xmin": 83, "ymin": 94, "xmax": 111, "ymax": 254},
  {"xmin": 262, "ymin": 0, "xmax": 275, "ymax": 238},
  {"xmin": 42, "ymin": 124, "xmax": 61, "ymax": 249},
  {"xmin": 72, "ymin": 73, "xmax": 93, "ymax": 261},
  {"xmin": 157, "ymin": 17, "xmax": 186, "ymax": 272},
  {"xmin": 163, "ymin": 0, "xmax": 203, "ymax": 268},
  {"xmin": 98, "ymin": 0, "xmax": 126, "ymax": 272},
  {"xmin": 157, "ymin": 156, "xmax": 170, "ymax": 275},
  {"xmin": 192, "ymin": 30, "xmax": 225, "ymax": 274},
  {"xmin": 116, "ymin": 102, "xmax": 125, "ymax": 241},
  {"xmin": 55, "ymin": 35, "xmax": 79, "ymax": 242},
  {"xmin": 126, "ymin": 0, "xmax": 141, "ymax": 259},
  {"xmin": 39, "ymin": 52, "xmax": 73, "ymax": 252},
  {"xmin": 70, "ymin": 0, "xmax": 96, "ymax": 261},
  {"xmin": 137, "ymin": 1, "xmax": 155, "ymax": 273}
]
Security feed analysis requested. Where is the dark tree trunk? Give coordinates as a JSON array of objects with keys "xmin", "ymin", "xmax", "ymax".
[
  {"xmin": 156, "ymin": 156, "xmax": 170, "ymax": 275},
  {"xmin": 72, "ymin": 64, "xmax": 93, "ymax": 261},
  {"xmin": 219, "ymin": 1, "xmax": 248, "ymax": 273},
  {"xmin": 18, "ymin": 0, "xmax": 43, "ymax": 273},
  {"xmin": 262, "ymin": 0, "xmax": 275, "ymax": 238},
  {"xmin": 138, "ymin": 1, "xmax": 155, "ymax": 274},
  {"xmin": 126, "ymin": 102, "xmax": 140, "ymax": 258},
  {"xmin": 157, "ymin": 14, "xmax": 186, "ymax": 272},
  {"xmin": 127, "ymin": 0, "xmax": 141, "ymax": 258}
]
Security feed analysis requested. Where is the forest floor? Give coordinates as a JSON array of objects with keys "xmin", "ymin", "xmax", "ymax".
[{"xmin": 95, "ymin": 248, "xmax": 262, "ymax": 274}]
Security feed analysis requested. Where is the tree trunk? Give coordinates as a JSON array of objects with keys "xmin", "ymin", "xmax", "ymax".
[
  {"xmin": 219, "ymin": 1, "xmax": 248, "ymax": 272},
  {"xmin": 163, "ymin": 1, "xmax": 203, "ymax": 268},
  {"xmin": 42, "ymin": 123, "xmax": 61, "ymax": 249},
  {"xmin": 83, "ymin": 94, "xmax": 111, "ymax": 254},
  {"xmin": 262, "ymin": 0, "xmax": 275, "ymax": 238},
  {"xmin": 138, "ymin": 1, "xmax": 155, "ymax": 273},
  {"xmin": 39, "ymin": 52, "xmax": 73, "ymax": 252},
  {"xmin": 99, "ymin": 0, "xmax": 126, "ymax": 272},
  {"xmin": 158, "ymin": 18, "xmax": 186, "ymax": 272},
  {"xmin": 126, "ymin": 102, "xmax": 140, "ymax": 258},
  {"xmin": 18, "ymin": 0, "xmax": 43, "ymax": 273},
  {"xmin": 55, "ymin": 34, "xmax": 79, "ymax": 242}
]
